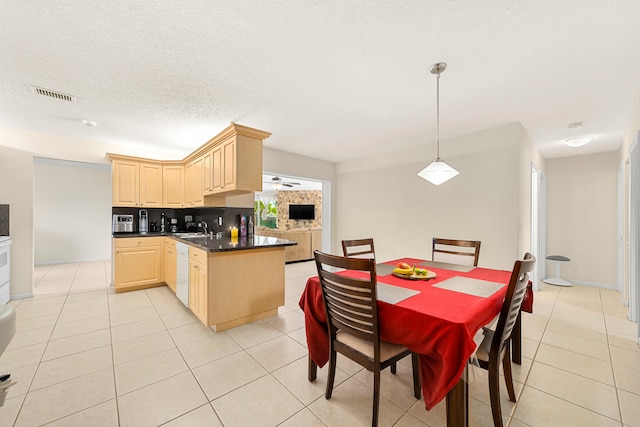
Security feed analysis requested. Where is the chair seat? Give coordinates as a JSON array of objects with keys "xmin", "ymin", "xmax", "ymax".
[
  {"xmin": 475, "ymin": 327, "xmax": 494, "ymax": 363},
  {"xmin": 336, "ymin": 330, "xmax": 408, "ymax": 361}
]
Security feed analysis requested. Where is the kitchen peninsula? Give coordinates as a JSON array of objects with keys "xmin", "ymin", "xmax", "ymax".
[{"xmin": 113, "ymin": 233, "xmax": 295, "ymax": 331}]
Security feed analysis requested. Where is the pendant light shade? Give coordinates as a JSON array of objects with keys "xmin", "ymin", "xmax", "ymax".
[
  {"xmin": 417, "ymin": 160, "xmax": 459, "ymax": 185},
  {"xmin": 418, "ymin": 62, "xmax": 459, "ymax": 185}
]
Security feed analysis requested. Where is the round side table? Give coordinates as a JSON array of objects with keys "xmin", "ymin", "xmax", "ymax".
[{"xmin": 543, "ymin": 255, "xmax": 573, "ymax": 287}]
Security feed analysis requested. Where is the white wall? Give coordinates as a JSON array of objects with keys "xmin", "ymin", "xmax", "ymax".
[
  {"xmin": 34, "ymin": 158, "xmax": 112, "ymax": 264},
  {"xmin": 0, "ymin": 145, "xmax": 35, "ymax": 299},
  {"xmin": 546, "ymin": 152, "xmax": 619, "ymax": 286},
  {"xmin": 519, "ymin": 128, "xmax": 546, "ymax": 259},
  {"xmin": 335, "ymin": 124, "xmax": 523, "ymax": 270}
]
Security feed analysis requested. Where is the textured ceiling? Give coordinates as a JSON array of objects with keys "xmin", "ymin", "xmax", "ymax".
[{"xmin": 1, "ymin": 1, "xmax": 639, "ymax": 163}]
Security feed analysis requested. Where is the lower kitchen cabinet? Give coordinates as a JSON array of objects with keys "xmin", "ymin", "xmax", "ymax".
[
  {"xmin": 164, "ymin": 238, "xmax": 177, "ymax": 292},
  {"xmin": 188, "ymin": 247, "xmax": 208, "ymax": 324},
  {"xmin": 113, "ymin": 237, "xmax": 163, "ymax": 292}
]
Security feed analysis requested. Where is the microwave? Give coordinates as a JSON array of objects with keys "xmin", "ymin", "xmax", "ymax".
[{"xmin": 112, "ymin": 214, "xmax": 134, "ymax": 233}]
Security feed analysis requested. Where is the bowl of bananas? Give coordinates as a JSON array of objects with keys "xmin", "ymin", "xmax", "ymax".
[{"xmin": 391, "ymin": 262, "xmax": 436, "ymax": 281}]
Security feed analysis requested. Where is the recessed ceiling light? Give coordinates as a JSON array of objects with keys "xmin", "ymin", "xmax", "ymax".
[
  {"xmin": 565, "ymin": 136, "xmax": 593, "ymax": 147},
  {"xmin": 82, "ymin": 119, "xmax": 97, "ymax": 127},
  {"xmin": 568, "ymin": 121, "xmax": 584, "ymax": 129}
]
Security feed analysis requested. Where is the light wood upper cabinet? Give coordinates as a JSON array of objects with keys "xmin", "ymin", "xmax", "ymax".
[
  {"xmin": 203, "ymin": 149, "xmax": 214, "ymax": 193},
  {"xmin": 206, "ymin": 135, "xmax": 262, "ymax": 196},
  {"xmin": 139, "ymin": 162, "xmax": 163, "ymax": 207},
  {"xmin": 107, "ymin": 123, "xmax": 271, "ymax": 207},
  {"xmin": 111, "ymin": 159, "xmax": 162, "ymax": 207},
  {"xmin": 163, "ymin": 164, "xmax": 184, "ymax": 208},
  {"xmin": 111, "ymin": 159, "xmax": 139, "ymax": 207},
  {"xmin": 185, "ymin": 156, "xmax": 204, "ymax": 206}
]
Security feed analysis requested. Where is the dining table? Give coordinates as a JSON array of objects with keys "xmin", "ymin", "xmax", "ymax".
[{"xmin": 298, "ymin": 257, "xmax": 521, "ymax": 427}]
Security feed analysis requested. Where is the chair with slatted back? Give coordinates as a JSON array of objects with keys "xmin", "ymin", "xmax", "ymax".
[
  {"xmin": 473, "ymin": 252, "xmax": 536, "ymax": 427},
  {"xmin": 341, "ymin": 238, "xmax": 375, "ymax": 259},
  {"xmin": 432, "ymin": 238, "xmax": 481, "ymax": 266},
  {"xmin": 314, "ymin": 250, "xmax": 420, "ymax": 427}
]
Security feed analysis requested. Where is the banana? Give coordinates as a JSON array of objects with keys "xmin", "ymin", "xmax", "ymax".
[{"xmin": 393, "ymin": 267, "xmax": 414, "ymax": 275}]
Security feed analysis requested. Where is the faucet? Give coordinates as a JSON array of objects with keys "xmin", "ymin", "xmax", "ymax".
[{"xmin": 201, "ymin": 220, "xmax": 208, "ymax": 235}]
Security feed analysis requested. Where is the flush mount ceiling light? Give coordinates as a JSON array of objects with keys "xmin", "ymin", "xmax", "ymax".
[
  {"xmin": 568, "ymin": 121, "xmax": 584, "ymax": 130},
  {"xmin": 417, "ymin": 62, "xmax": 459, "ymax": 185},
  {"xmin": 565, "ymin": 136, "xmax": 593, "ymax": 147},
  {"xmin": 82, "ymin": 119, "xmax": 97, "ymax": 127}
]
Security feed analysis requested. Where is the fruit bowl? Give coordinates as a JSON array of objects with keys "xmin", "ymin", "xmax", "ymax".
[{"xmin": 392, "ymin": 270, "xmax": 436, "ymax": 281}]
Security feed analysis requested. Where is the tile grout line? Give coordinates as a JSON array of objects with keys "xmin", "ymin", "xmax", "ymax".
[
  {"xmin": 601, "ymin": 287, "xmax": 625, "ymax": 426},
  {"xmin": 509, "ymin": 282, "xmax": 558, "ymax": 425}
]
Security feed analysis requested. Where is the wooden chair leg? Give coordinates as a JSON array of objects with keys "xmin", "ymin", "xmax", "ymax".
[
  {"xmin": 488, "ymin": 358, "xmax": 504, "ymax": 427},
  {"xmin": 412, "ymin": 353, "xmax": 421, "ymax": 399},
  {"xmin": 391, "ymin": 361, "xmax": 397, "ymax": 374},
  {"xmin": 373, "ymin": 367, "xmax": 381, "ymax": 427},
  {"xmin": 308, "ymin": 354, "xmax": 317, "ymax": 382},
  {"xmin": 325, "ymin": 349, "xmax": 337, "ymax": 399},
  {"xmin": 502, "ymin": 345, "xmax": 516, "ymax": 402}
]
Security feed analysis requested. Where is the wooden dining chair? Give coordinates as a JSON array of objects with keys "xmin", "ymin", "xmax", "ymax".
[
  {"xmin": 432, "ymin": 238, "xmax": 481, "ymax": 266},
  {"xmin": 314, "ymin": 250, "xmax": 420, "ymax": 427},
  {"xmin": 341, "ymin": 238, "xmax": 375, "ymax": 259},
  {"xmin": 473, "ymin": 252, "xmax": 536, "ymax": 427}
]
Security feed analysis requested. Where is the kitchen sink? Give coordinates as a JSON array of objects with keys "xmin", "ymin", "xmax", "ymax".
[{"xmin": 173, "ymin": 232, "xmax": 207, "ymax": 238}]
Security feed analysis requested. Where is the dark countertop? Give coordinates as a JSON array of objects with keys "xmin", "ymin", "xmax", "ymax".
[{"xmin": 112, "ymin": 232, "xmax": 297, "ymax": 253}]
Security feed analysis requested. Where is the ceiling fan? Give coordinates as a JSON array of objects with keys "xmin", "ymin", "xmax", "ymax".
[{"xmin": 263, "ymin": 176, "xmax": 300, "ymax": 189}]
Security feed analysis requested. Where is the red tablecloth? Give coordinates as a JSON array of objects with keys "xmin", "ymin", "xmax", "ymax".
[{"xmin": 298, "ymin": 258, "xmax": 511, "ymax": 410}]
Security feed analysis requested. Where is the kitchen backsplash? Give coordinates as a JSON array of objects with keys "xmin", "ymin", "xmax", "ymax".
[
  {"xmin": 0, "ymin": 204, "xmax": 8, "ymax": 236},
  {"xmin": 112, "ymin": 206, "xmax": 254, "ymax": 235}
]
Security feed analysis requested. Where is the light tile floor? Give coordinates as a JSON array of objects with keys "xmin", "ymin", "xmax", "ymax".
[{"xmin": 0, "ymin": 260, "xmax": 639, "ymax": 426}]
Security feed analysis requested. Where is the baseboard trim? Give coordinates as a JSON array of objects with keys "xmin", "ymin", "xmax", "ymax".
[
  {"xmin": 11, "ymin": 292, "xmax": 34, "ymax": 300},
  {"xmin": 567, "ymin": 280, "xmax": 616, "ymax": 290}
]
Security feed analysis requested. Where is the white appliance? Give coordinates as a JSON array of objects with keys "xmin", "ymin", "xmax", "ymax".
[
  {"xmin": 0, "ymin": 237, "xmax": 11, "ymax": 304},
  {"xmin": 176, "ymin": 242, "xmax": 189, "ymax": 306}
]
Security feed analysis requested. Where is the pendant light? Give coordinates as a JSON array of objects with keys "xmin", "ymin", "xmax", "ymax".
[{"xmin": 417, "ymin": 62, "xmax": 459, "ymax": 185}]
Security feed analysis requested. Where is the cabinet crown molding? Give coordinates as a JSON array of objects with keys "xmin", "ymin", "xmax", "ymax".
[{"xmin": 106, "ymin": 122, "xmax": 271, "ymax": 164}]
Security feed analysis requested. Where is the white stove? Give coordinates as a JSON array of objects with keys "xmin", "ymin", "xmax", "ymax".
[{"xmin": 0, "ymin": 237, "xmax": 11, "ymax": 304}]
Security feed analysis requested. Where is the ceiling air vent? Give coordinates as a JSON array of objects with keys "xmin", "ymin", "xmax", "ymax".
[{"xmin": 30, "ymin": 86, "xmax": 76, "ymax": 102}]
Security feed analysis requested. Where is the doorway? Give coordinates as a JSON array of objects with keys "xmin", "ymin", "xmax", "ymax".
[
  {"xmin": 628, "ymin": 138, "xmax": 638, "ymax": 324},
  {"xmin": 259, "ymin": 172, "xmax": 331, "ymax": 253},
  {"xmin": 531, "ymin": 163, "xmax": 547, "ymax": 291}
]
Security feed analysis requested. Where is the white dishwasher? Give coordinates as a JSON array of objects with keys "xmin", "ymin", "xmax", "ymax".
[{"xmin": 176, "ymin": 242, "xmax": 189, "ymax": 306}]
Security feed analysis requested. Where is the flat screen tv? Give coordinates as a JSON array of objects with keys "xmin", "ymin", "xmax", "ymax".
[{"xmin": 289, "ymin": 204, "xmax": 315, "ymax": 220}]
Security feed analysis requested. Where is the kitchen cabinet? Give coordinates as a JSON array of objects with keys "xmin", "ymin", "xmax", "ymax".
[
  {"xmin": 202, "ymin": 149, "xmax": 214, "ymax": 193},
  {"xmin": 206, "ymin": 247, "xmax": 285, "ymax": 331},
  {"xmin": 111, "ymin": 159, "xmax": 162, "ymax": 207},
  {"xmin": 163, "ymin": 164, "xmax": 184, "ymax": 208},
  {"xmin": 113, "ymin": 237, "xmax": 163, "ymax": 292},
  {"xmin": 108, "ymin": 124, "xmax": 270, "ymax": 208},
  {"xmin": 188, "ymin": 247, "xmax": 208, "ymax": 324},
  {"xmin": 164, "ymin": 238, "xmax": 177, "ymax": 292},
  {"xmin": 206, "ymin": 135, "xmax": 263, "ymax": 196},
  {"xmin": 184, "ymin": 156, "xmax": 204, "ymax": 206}
]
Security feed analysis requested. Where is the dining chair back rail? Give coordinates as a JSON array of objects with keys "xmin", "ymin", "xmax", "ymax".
[
  {"xmin": 432, "ymin": 238, "xmax": 481, "ymax": 266},
  {"xmin": 342, "ymin": 238, "xmax": 376, "ymax": 259}
]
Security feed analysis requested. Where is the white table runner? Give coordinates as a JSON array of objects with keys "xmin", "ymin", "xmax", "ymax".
[
  {"xmin": 377, "ymin": 282, "xmax": 420, "ymax": 304},
  {"xmin": 433, "ymin": 276, "xmax": 505, "ymax": 298}
]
